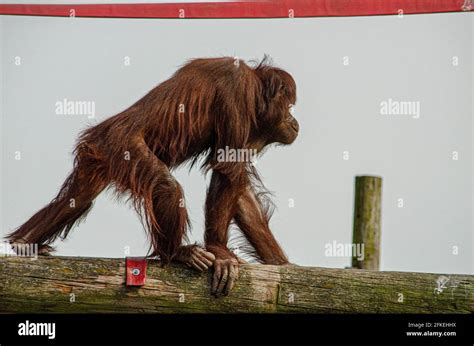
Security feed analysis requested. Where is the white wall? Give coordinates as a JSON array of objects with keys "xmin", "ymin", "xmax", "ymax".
[{"xmin": 1, "ymin": 13, "xmax": 472, "ymax": 274}]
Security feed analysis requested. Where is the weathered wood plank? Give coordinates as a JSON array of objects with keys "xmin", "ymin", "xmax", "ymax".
[{"xmin": 0, "ymin": 256, "xmax": 472, "ymax": 313}]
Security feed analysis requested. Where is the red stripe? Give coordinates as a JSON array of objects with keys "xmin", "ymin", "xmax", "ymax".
[{"xmin": 0, "ymin": 0, "xmax": 471, "ymax": 18}]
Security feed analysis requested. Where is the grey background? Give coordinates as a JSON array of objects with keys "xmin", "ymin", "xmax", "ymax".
[{"xmin": 1, "ymin": 13, "xmax": 472, "ymax": 274}]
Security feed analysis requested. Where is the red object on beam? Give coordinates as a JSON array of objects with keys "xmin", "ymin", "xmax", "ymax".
[
  {"xmin": 126, "ymin": 257, "xmax": 147, "ymax": 286},
  {"xmin": 0, "ymin": 0, "xmax": 471, "ymax": 19}
]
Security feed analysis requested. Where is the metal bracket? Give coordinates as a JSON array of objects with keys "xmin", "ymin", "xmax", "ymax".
[{"xmin": 126, "ymin": 257, "xmax": 147, "ymax": 286}]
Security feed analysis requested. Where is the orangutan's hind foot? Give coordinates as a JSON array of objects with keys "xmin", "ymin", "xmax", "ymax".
[
  {"xmin": 38, "ymin": 244, "xmax": 54, "ymax": 256},
  {"xmin": 174, "ymin": 244, "xmax": 216, "ymax": 271}
]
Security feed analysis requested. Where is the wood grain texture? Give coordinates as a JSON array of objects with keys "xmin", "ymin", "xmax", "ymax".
[
  {"xmin": 352, "ymin": 175, "xmax": 382, "ymax": 270},
  {"xmin": 0, "ymin": 256, "xmax": 472, "ymax": 313}
]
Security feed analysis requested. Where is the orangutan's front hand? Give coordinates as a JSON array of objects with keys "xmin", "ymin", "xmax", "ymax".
[{"xmin": 211, "ymin": 257, "xmax": 239, "ymax": 297}]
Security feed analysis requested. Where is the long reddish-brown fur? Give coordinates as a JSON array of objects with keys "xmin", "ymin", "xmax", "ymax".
[{"xmin": 7, "ymin": 56, "xmax": 299, "ymax": 293}]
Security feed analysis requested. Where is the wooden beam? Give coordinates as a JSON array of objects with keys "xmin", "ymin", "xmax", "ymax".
[{"xmin": 0, "ymin": 256, "xmax": 472, "ymax": 313}]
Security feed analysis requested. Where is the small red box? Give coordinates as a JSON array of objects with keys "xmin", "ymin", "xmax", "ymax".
[{"xmin": 126, "ymin": 257, "xmax": 147, "ymax": 286}]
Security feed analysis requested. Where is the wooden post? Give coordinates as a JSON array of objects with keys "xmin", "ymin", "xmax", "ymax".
[{"xmin": 352, "ymin": 175, "xmax": 382, "ymax": 270}]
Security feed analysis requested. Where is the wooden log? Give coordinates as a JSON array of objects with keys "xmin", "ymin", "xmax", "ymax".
[
  {"xmin": 352, "ymin": 175, "xmax": 382, "ymax": 270},
  {"xmin": 0, "ymin": 256, "xmax": 472, "ymax": 313}
]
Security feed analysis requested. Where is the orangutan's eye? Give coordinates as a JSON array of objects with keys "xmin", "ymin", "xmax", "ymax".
[{"xmin": 289, "ymin": 104, "xmax": 295, "ymax": 116}]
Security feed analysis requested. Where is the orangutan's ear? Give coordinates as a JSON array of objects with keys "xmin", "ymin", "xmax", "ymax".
[{"xmin": 258, "ymin": 69, "xmax": 283, "ymax": 102}]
